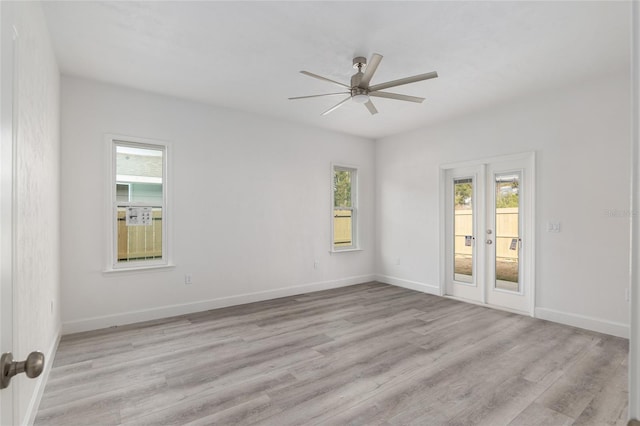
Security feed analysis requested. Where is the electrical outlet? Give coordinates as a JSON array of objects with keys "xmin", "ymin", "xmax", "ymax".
[
  {"xmin": 314, "ymin": 260, "xmax": 320, "ymax": 269},
  {"xmin": 185, "ymin": 274, "xmax": 192, "ymax": 285}
]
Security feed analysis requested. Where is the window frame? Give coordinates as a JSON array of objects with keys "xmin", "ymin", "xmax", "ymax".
[
  {"xmin": 331, "ymin": 163, "xmax": 359, "ymax": 252},
  {"xmin": 106, "ymin": 135, "xmax": 171, "ymax": 272}
]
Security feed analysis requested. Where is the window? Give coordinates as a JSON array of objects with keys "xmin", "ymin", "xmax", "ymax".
[
  {"xmin": 332, "ymin": 165, "xmax": 358, "ymax": 251},
  {"xmin": 110, "ymin": 138, "xmax": 168, "ymax": 269}
]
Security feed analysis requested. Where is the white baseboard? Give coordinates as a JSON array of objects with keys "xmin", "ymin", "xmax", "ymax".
[
  {"xmin": 375, "ymin": 274, "xmax": 441, "ymax": 296},
  {"xmin": 62, "ymin": 274, "xmax": 629, "ymax": 339},
  {"xmin": 62, "ymin": 274, "xmax": 376, "ymax": 335},
  {"xmin": 25, "ymin": 325, "xmax": 61, "ymax": 426},
  {"xmin": 377, "ymin": 274, "xmax": 629, "ymax": 339},
  {"xmin": 535, "ymin": 307, "xmax": 629, "ymax": 339}
]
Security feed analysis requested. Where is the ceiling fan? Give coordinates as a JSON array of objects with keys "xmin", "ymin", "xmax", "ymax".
[{"xmin": 289, "ymin": 53, "xmax": 438, "ymax": 116}]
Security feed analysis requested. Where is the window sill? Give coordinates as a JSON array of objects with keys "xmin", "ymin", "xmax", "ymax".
[
  {"xmin": 103, "ymin": 264, "xmax": 175, "ymax": 275},
  {"xmin": 330, "ymin": 248, "xmax": 363, "ymax": 254}
]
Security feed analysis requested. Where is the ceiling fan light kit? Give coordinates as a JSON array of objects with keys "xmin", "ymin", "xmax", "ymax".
[
  {"xmin": 289, "ymin": 53, "xmax": 438, "ymax": 116},
  {"xmin": 351, "ymin": 90, "xmax": 370, "ymax": 104}
]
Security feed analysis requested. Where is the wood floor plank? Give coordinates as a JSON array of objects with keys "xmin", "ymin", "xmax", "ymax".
[
  {"xmin": 180, "ymin": 394, "xmax": 277, "ymax": 426},
  {"xmin": 534, "ymin": 335, "xmax": 628, "ymax": 419},
  {"xmin": 120, "ymin": 371, "xmax": 294, "ymax": 424},
  {"xmin": 315, "ymin": 318, "xmax": 546, "ymax": 425},
  {"xmin": 42, "ymin": 337, "xmax": 246, "ymax": 395},
  {"xmin": 571, "ymin": 360, "xmax": 629, "ymax": 426},
  {"xmin": 263, "ymin": 342, "xmax": 433, "ymax": 425},
  {"xmin": 34, "ymin": 282, "xmax": 629, "ymax": 426},
  {"xmin": 36, "ymin": 377, "xmax": 165, "ymax": 425},
  {"xmin": 508, "ymin": 402, "xmax": 574, "ymax": 426}
]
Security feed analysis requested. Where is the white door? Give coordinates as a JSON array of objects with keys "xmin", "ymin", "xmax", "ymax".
[
  {"xmin": 1, "ymin": 5, "xmax": 17, "ymax": 424},
  {"xmin": 443, "ymin": 154, "xmax": 534, "ymax": 315},
  {"xmin": 485, "ymin": 158, "xmax": 533, "ymax": 313},
  {"xmin": 444, "ymin": 166, "xmax": 485, "ymax": 303}
]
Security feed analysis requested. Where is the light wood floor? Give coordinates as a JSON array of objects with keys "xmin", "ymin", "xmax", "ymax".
[{"xmin": 35, "ymin": 282, "xmax": 629, "ymax": 425}]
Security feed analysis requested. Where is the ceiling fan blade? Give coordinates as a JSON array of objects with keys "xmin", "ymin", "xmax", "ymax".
[
  {"xmin": 300, "ymin": 71, "xmax": 350, "ymax": 89},
  {"xmin": 364, "ymin": 100, "xmax": 378, "ymax": 115},
  {"xmin": 369, "ymin": 71, "xmax": 438, "ymax": 92},
  {"xmin": 321, "ymin": 97, "xmax": 351, "ymax": 116},
  {"xmin": 358, "ymin": 53, "xmax": 383, "ymax": 88},
  {"xmin": 288, "ymin": 92, "xmax": 350, "ymax": 100},
  {"xmin": 369, "ymin": 91, "xmax": 425, "ymax": 103}
]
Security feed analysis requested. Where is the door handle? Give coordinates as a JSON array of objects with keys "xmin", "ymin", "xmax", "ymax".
[{"xmin": 0, "ymin": 351, "xmax": 44, "ymax": 389}]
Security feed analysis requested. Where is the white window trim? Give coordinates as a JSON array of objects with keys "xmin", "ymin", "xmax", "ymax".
[
  {"xmin": 116, "ymin": 182, "xmax": 131, "ymax": 202},
  {"xmin": 331, "ymin": 163, "xmax": 360, "ymax": 253},
  {"xmin": 104, "ymin": 134, "xmax": 173, "ymax": 272}
]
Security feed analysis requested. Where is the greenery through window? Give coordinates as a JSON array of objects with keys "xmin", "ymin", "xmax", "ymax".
[
  {"xmin": 454, "ymin": 181, "xmax": 472, "ymax": 208},
  {"xmin": 496, "ymin": 178, "xmax": 519, "ymax": 208}
]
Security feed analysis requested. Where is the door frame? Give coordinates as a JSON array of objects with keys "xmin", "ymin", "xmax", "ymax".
[
  {"xmin": 629, "ymin": 0, "xmax": 639, "ymax": 420},
  {"xmin": 439, "ymin": 151, "xmax": 536, "ymax": 316}
]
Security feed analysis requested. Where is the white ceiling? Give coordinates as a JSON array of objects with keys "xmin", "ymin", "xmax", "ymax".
[{"xmin": 42, "ymin": 1, "xmax": 631, "ymax": 140}]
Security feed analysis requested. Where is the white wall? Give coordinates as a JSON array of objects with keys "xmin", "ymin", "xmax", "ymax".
[
  {"xmin": 1, "ymin": 1, "xmax": 61, "ymax": 424},
  {"xmin": 60, "ymin": 76, "xmax": 375, "ymax": 333},
  {"xmin": 376, "ymin": 70, "xmax": 631, "ymax": 337}
]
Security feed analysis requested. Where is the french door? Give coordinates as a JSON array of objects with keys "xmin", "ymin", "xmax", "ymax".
[{"xmin": 443, "ymin": 154, "xmax": 534, "ymax": 314}]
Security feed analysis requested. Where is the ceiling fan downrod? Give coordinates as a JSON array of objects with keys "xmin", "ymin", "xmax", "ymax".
[{"xmin": 351, "ymin": 56, "xmax": 367, "ymax": 89}]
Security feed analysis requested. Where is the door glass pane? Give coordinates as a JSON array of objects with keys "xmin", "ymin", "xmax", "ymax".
[
  {"xmin": 495, "ymin": 173, "xmax": 520, "ymax": 291},
  {"xmin": 453, "ymin": 178, "xmax": 473, "ymax": 283}
]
